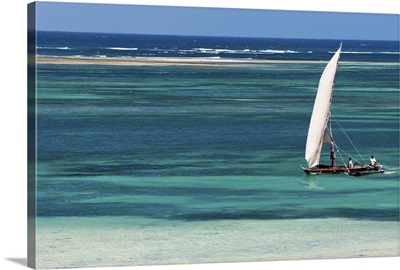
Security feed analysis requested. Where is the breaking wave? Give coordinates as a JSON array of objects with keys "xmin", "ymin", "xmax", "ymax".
[{"xmin": 107, "ymin": 47, "xmax": 138, "ymax": 51}]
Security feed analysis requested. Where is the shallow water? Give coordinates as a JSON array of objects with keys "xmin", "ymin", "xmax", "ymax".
[
  {"xmin": 35, "ymin": 34, "xmax": 399, "ymax": 268},
  {"xmin": 36, "ymin": 217, "xmax": 399, "ymax": 268}
]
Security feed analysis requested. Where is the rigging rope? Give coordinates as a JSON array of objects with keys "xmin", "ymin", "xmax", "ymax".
[
  {"xmin": 334, "ymin": 144, "xmax": 362, "ymax": 165},
  {"xmin": 334, "ymin": 144, "xmax": 350, "ymax": 172},
  {"xmin": 333, "ymin": 119, "xmax": 366, "ymax": 164}
]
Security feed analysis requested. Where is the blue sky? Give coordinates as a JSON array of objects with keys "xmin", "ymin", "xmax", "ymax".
[{"xmin": 35, "ymin": 2, "xmax": 399, "ymax": 40}]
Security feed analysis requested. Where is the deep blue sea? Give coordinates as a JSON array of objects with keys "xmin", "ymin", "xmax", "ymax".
[
  {"xmin": 37, "ymin": 31, "xmax": 399, "ymax": 62},
  {"xmin": 35, "ymin": 31, "xmax": 399, "ymax": 268}
]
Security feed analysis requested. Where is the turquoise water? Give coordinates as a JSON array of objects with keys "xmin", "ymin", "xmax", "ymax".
[
  {"xmin": 35, "ymin": 35, "xmax": 399, "ymax": 267},
  {"xmin": 36, "ymin": 61, "xmax": 399, "ymax": 220}
]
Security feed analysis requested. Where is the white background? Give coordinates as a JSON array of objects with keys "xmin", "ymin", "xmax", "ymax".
[{"xmin": 0, "ymin": 1, "xmax": 399, "ymax": 270}]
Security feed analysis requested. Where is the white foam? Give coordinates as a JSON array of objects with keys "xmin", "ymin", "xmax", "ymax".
[
  {"xmin": 380, "ymin": 51, "xmax": 400, "ymax": 54},
  {"xmin": 107, "ymin": 47, "xmax": 138, "ymax": 51},
  {"xmin": 258, "ymin": 49, "xmax": 298, "ymax": 54},
  {"xmin": 187, "ymin": 48, "xmax": 299, "ymax": 55},
  {"xmin": 336, "ymin": 51, "xmax": 399, "ymax": 55},
  {"xmin": 383, "ymin": 171, "xmax": 395, "ymax": 175},
  {"xmin": 37, "ymin": 46, "xmax": 72, "ymax": 50}
]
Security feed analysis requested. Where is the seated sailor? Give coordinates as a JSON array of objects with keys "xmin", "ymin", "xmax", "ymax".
[
  {"xmin": 348, "ymin": 157, "xmax": 353, "ymax": 168},
  {"xmin": 370, "ymin": 155, "xmax": 376, "ymax": 166}
]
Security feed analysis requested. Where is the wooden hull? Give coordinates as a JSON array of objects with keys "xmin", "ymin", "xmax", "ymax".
[
  {"xmin": 347, "ymin": 166, "xmax": 385, "ymax": 176},
  {"xmin": 302, "ymin": 164, "xmax": 384, "ymax": 175}
]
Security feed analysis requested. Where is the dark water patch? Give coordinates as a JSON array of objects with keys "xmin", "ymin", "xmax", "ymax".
[
  {"xmin": 37, "ymin": 199, "xmax": 399, "ymax": 222},
  {"xmin": 37, "ymin": 178, "xmax": 395, "ymax": 198},
  {"xmin": 38, "ymin": 202, "xmax": 180, "ymax": 218},
  {"xmin": 171, "ymin": 208, "xmax": 399, "ymax": 222},
  {"xmin": 37, "ymin": 178, "xmax": 398, "ymax": 222}
]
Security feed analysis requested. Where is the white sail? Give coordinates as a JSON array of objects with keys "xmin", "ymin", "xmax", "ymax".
[{"xmin": 305, "ymin": 45, "xmax": 342, "ymax": 168}]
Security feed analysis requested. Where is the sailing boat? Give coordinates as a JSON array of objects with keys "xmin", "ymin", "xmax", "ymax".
[{"xmin": 301, "ymin": 44, "xmax": 384, "ymax": 176}]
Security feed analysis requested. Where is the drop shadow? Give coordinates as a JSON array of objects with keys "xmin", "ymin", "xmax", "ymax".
[{"xmin": 6, "ymin": 258, "xmax": 27, "ymax": 267}]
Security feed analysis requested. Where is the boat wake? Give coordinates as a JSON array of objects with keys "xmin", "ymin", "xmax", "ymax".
[
  {"xmin": 303, "ymin": 179, "xmax": 324, "ymax": 190},
  {"xmin": 383, "ymin": 171, "xmax": 395, "ymax": 175}
]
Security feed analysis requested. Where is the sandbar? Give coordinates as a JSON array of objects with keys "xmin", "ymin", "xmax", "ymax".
[
  {"xmin": 36, "ymin": 56, "xmax": 399, "ymax": 67},
  {"xmin": 36, "ymin": 217, "xmax": 399, "ymax": 269}
]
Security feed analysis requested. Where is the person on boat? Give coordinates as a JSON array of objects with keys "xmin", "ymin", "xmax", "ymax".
[
  {"xmin": 370, "ymin": 155, "xmax": 377, "ymax": 167},
  {"xmin": 348, "ymin": 158, "xmax": 353, "ymax": 168},
  {"xmin": 330, "ymin": 145, "xmax": 336, "ymax": 167}
]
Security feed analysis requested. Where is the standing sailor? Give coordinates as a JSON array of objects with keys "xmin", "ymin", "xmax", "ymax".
[{"xmin": 330, "ymin": 145, "xmax": 336, "ymax": 167}]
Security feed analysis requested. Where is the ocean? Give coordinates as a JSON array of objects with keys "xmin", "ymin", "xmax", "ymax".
[
  {"xmin": 35, "ymin": 31, "xmax": 399, "ymax": 268},
  {"xmin": 37, "ymin": 31, "xmax": 399, "ymax": 62}
]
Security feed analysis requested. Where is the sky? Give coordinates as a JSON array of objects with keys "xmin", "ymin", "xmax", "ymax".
[{"xmin": 34, "ymin": 1, "xmax": 399, "ymax": 41}]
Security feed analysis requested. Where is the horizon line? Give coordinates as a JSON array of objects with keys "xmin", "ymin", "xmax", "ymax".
[{"xmin": 36, "ymin": 30, "xmax": 399, "ymax": 42}]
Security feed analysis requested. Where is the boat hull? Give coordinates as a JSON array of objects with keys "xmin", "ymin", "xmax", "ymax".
[{"xmin": 302, "ymin": 164, "xmax": 384, "ymax": 175}]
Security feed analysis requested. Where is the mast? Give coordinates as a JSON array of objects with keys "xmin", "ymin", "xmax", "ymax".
[{"xmin": 305, "ymin": 44, "xmax": 342, "ymax": 168}]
